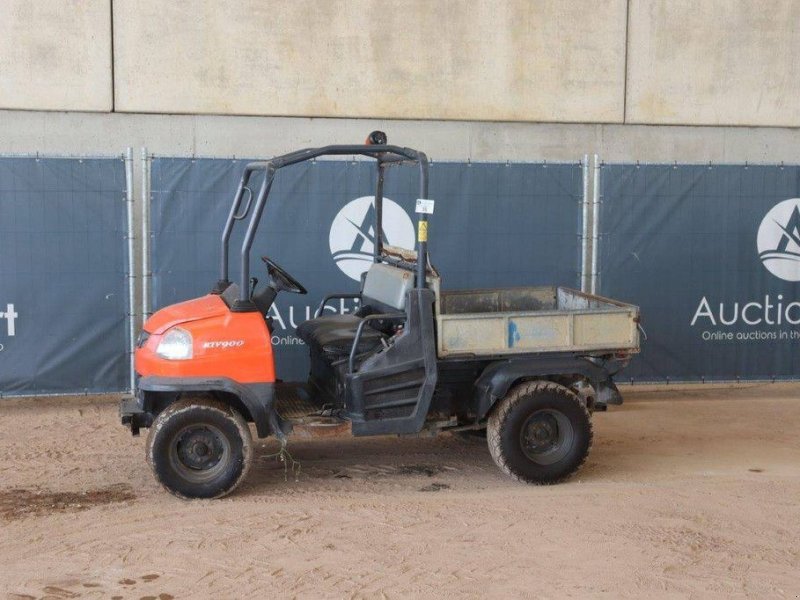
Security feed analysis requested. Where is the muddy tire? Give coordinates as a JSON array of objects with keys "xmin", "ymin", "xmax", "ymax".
[
  {"xmin": 146, "ymin": 397, "xmax": 253, "ymax": 499},
  {"xmin": 487, "ymin": 381, "xmax": 592, "ymax": 484}
]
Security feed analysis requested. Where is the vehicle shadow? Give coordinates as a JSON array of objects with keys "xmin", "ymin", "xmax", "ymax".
[{"xmin": 238, "ymin": 432, "xmax": 500, "ymax": 497}]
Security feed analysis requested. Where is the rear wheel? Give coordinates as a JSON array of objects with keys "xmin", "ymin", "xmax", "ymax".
[
  {"xmin": 487, "ymin": 381, "xmax": 592, "ymax": 484},
  {"xmin": 146, "ymin": 397, "xmax": 253, "ymax": 499}
]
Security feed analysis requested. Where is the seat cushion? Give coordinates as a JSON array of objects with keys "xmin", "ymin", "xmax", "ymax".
[
  {"xmin": 296, "ymin": 314, "xmax": 359, "ymax": 345},
  {"xmin": 297, "ymin": 314, "xmax": 384, "ymax": 356}
]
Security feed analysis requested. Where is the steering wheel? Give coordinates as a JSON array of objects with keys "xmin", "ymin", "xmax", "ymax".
[{"xmin": 260, "ymin": 256, "xmax": 308, "ymax": 295}]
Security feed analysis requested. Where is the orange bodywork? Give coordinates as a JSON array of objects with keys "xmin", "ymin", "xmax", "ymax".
[{"xmin": 135, "ymin": 294, "xmax": 275, "ymax": 384}]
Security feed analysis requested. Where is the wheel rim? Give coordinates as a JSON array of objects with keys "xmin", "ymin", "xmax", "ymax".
[
  {"xmin": 168, "ymin": 424, "xmax": 231, "ymax": 484},
  {"xmin": 519, "ymin": 409, "xmax": 574, "ymax": 465}
]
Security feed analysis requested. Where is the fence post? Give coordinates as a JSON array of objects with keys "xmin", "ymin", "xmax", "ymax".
[
  {"xmin": 581, "ymin": 154, "xmax": 590, "ymax": 292},
  {"xmin": 590, "ymin": 154, "xmax": 601, "ymax": 295},
  {"xmin": 124, "ymin": 147, "xmax": 136, "ymax": 393},
  {"xmin": 141, "ymin": 147, "xmax": 151, "ymax": 320}
]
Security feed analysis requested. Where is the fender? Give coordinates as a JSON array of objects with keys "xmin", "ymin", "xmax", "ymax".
[
  {"xmin": 136, "ymin": 376, "xmax": 287, "ymax": 440},
  {"xmin": 473, "ymin": 355, "xmax": 619, "ymax": 420}
]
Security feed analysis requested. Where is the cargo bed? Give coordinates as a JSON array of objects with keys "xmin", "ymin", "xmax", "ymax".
[{"xmin": 436, "ymin": 286, "xmax": 640, "ymax": 358}]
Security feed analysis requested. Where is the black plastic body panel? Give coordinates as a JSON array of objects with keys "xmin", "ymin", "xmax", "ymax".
[
  {"xmin": 469, "ymin": 354, "xmax": 623, "ymax": 420},
  {"xmin": 133, "ymin": 376, "xmax": 282, "ymax": 439},
  {"xmin": 345, "ymin": 289, "xmax": 438, "ymax": 436}
]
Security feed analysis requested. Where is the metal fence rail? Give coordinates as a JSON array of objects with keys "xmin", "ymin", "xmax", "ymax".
[{"xmin": 6, "ymin": 148, "xmax": 796, "ymax": 396}]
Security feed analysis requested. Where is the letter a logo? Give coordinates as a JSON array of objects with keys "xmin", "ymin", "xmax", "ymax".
[
  {"xmin": 329, "ymin": 196, "xmax": 415, "ymax": 281},
  {"xmin": 757, "ymin": 198, "xmax": 800, "ymax": 282}
]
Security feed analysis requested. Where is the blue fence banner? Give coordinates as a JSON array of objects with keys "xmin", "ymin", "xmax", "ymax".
[
  {"xmin": 599, "ymin": 164, "xmax": 800, "ymax": 382},
  {"xmin": 0, "ymin": 157, "xmax": 129, "ymax": 396}
]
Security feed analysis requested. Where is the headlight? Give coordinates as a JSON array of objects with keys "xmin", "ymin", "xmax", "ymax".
[{"xmin": 156, "ymin": 327, "xmax": 193, "ymax": 360}]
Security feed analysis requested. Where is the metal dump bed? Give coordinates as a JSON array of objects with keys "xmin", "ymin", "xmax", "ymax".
[{"xmin": 436, "ymin": 286, "xmax": 640, "ymax": 358}]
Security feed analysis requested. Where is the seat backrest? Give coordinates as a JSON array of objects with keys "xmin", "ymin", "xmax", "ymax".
[{"xmin": 362, "ymin": 263, "xmax": 414, "ymax": 311}]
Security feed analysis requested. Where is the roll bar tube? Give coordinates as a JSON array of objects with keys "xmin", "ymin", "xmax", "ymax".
[
  {"xmin": 217, "ymin": 169, "xmax": 252, "ymax": 288},
  {"xmin": 219, "ymin": 142, "xmax": 430, "ymax": 308},
  {"xmin": 239, "ymin": 168, "xmax": 275, "ymax": 303},
  {"xmin": 415, "ymin": 153, "xmax": 429, "ymax": 289},
  {"xmin": 373, "ymin": 164, "xmax": 386, "ymax": 261}
]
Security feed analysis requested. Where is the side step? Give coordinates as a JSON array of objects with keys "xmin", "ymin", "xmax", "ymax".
[{"xmin": 274, "ymin": 383, "xmax": 352, "ymax": 439}]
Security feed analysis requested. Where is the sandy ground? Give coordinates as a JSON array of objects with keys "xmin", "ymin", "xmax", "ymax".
[{"xmin": 0, "ymin": 383, "xmax": 798, "ymax": 599}]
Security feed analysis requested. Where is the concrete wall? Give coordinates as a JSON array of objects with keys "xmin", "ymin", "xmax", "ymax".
[
  {"xmin": 3, "ymin": 110, "xmax": 800, "ymax": 164},
  {"xmin": 3, "ymin": 1, "xmax": 800, "ymax": 127},
  {"xmin": 627, "ymin": 0, "xmax": 800, "ymax": 127},
  {"xmin": 0, "ymin": 1, "xmax": 111, "ymax": 111},
  {"xmin": 112, "ymin": 0, "xmax": 627, "ymax": 122}
]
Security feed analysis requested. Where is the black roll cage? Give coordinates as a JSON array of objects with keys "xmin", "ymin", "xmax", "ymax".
[{"xmin": 215, "ymin": 142, "xmax": 430, "ymax": 311}]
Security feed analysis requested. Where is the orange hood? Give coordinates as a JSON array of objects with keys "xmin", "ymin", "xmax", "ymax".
[{"xmin": 144, "ymin": 294, "xmax": 229, "ymax": 334}]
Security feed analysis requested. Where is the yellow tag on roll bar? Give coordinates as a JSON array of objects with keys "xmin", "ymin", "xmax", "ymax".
[{"xmin": 418, "ymin": 221, "xmax": 428, "ymax": 242}]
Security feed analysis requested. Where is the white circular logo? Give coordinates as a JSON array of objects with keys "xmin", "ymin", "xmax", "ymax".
[
  {"xmin": 758, "ymin": 198, "xmax": 800, "ymax": 282},
  {"xmin": 329, "ymin": 196, "xmax": 415, "ymax": 281}
]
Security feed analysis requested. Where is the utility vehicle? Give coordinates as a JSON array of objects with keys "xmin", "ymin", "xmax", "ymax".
[{"xmin": 120, "ymin": 133, "xmax": 640, "ymax": 499}]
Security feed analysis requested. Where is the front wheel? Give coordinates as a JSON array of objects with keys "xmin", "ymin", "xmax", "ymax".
[
  {"xmin": 487, "ymin": 381, "xmax": 592, "ymax": 484},
  {"xmin": 146, "ymin": 397, "xmax": 253, "ymax": 499}
]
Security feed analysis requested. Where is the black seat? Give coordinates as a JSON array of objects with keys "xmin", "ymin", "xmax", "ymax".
[
  {"xmin": 297, "ymin": 314, "xmax": 385, "ymax": 356},
  {"xmin": 298, "ymin": 263, "xmax": 413, "ymax": 362}
]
